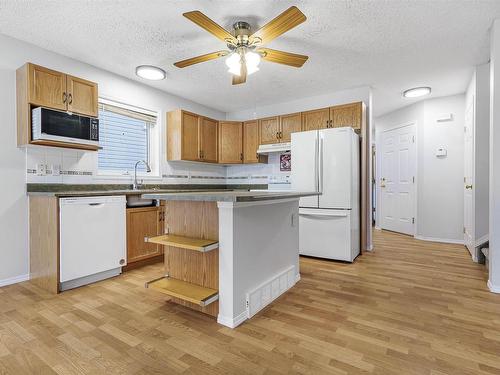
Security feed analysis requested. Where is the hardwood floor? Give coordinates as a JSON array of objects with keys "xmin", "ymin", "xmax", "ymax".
[{"xmin": 0, "ymin": 230, "xmax": 499, "ymax": 374}]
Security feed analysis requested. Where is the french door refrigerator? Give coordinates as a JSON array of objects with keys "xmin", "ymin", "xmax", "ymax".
[{"xmin": 291, "ymin": 127, "xmax": 360, "ymax": 261}]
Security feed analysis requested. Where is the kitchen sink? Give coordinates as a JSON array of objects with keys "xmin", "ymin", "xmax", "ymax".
[{"xmin": 126, "ymin": 195, "xmax": 157, "ymax": 208}]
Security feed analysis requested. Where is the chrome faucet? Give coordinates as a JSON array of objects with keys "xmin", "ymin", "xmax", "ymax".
[{"xmin": 133, "ymin": 160, "xmax": 151, "ymax": 190}]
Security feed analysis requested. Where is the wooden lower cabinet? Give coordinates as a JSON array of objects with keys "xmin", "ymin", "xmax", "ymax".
[{"xmin": 126, "ymin": 206, "xmax": 164, "ymax": 265}]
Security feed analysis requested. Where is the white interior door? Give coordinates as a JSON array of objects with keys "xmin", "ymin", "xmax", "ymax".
[
  {"xmin": 464, "ymin": 99, "xmax": 474, "ymax": 251},
  {"xmin": 380, "ymin": 124, "xmax": 415, "ymax": 235}
]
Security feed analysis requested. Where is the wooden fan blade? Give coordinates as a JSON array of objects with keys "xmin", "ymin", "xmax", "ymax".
[
  {"xmin": 232, "ymin": 63, "xmax": 247, "ymax": 85},
  {"xmin": 183, "ymin": 11, "xmax": 237, "ymax": 44},
  {"xmin": 257, "ymin": 48, "xmax": 308, "ymax": 67},
  {"xmin": 250, "ymin": 6, "xmax": 306, "ymax": 45},
  {"xmin": 174, "ymin": 51, "xmax": 228, "ymax": 68}
]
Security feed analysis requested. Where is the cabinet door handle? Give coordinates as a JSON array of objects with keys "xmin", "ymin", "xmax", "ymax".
[
  {"xmin": 68, "ymin": 93, "xmax": 73, "ymax": 105},
  {"xmin": 62, "ymin": 92, "xmax": 67, "ymax": 103},
  {"xmin": 240, "ymin": 153, "xmax": 243, "ymax": 161},
  {"xmin": 330, "ymin": 120, "xmax": 333, "ymax": 127},
  {"xmin": 276, "ymin": 131, "xmax": 279, "ymax": 139},
  {"xmin": 326, "ymin": 120, "xmax": 329, "ymax": 128},
  {"xmin": 256, "ymin": 153, "xmax": 259, "ymax": 160}
]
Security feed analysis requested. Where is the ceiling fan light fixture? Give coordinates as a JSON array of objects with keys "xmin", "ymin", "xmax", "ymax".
[
  {"xmin": 135, "ymin": 65, "xmax": 166, "ymax": 80},
  {"xmin": 245, "ymin": 50, "xmax": 261, "ymax": 76},
  {"xmin": 225, "ymin": 52, "xmax": 242, "ymax": 76},
  {"xmin": 403, "ymin": 86, "xmax": 431, "ymax": 98}
]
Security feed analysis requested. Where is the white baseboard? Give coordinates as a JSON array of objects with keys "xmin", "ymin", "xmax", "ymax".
[
  {"xmin": 414, "ymin": 235, "xmax": 464, "ymax": 245},
  {"xmin": 487, "ymin": 280, "xmax": 500, "ymax": 294},
  {"xmin": 475, "ymin": 235, "xmax": 489, "ymax": 248},
  {"xmin": 217, "ymin": 311, "xmax": 248, "ymax": 329},
  {"xmin": 0, "ymin": 274, "xmax": 29, "ymax": 288}
]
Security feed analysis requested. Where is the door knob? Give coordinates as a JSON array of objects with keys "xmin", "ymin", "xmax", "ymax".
[{"xmin": 465, "ymin": 184, "xmax": 473, "ymax": 189}]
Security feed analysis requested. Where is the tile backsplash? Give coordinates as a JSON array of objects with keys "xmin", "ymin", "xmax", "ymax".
[{"xmin": 25, "ymin": 146, "xmax": 289, "ymax": 185}]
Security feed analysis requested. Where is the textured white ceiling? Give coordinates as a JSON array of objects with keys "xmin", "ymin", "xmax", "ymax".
[{"xmin": 0, "ymin": 0, "xmax": 499, "ymax": 116}]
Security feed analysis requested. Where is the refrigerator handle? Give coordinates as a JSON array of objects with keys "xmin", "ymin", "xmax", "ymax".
[{"xmin": 318, "ymin": 134, "xmax": 324, "ymax": 193}]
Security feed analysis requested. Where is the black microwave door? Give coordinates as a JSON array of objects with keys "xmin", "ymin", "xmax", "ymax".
[{"xmin": 40, "ymin": 109, "xmax": 92, "ymax": 141}]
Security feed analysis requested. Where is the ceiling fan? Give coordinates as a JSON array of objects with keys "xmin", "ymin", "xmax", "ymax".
[{"xmin": 174, "ymin": 6, "xmax": 309, "ymax": 85}]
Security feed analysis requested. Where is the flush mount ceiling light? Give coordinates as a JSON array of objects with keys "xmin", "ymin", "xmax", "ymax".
[
  {"xmin": 173, "ymin": 7, "xmax": 309, "ymax": 85},
  {"xmin": 403, "ymin": 86, "xmax": 431, "ymax": 98},
  {"xmin": 135, "ymin": 65, "xmax": 166, "ymax": 80}
]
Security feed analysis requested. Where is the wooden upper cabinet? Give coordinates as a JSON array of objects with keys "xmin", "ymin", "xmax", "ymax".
[
  {"xmin": 181, "ymin": 111, "xmax": 200, "ymax": 161},
  {"xmin": 219, "ymin": 121, "xmax": 243, "ymax": 164},
  {"xmin": 243, "ymin": 120, "xmax": 268, "ymax": 164},
  {"xmin": 28, "ymin": 64, "xmax": 67, "ymax": 111},
  {"xmin": 279, "ymin": 113, "xmax": 302, "ymax": 142},
  {"xmin": 301, "ymin": 108, "xmax": 330, "ymax": 131},
  {"xmin": 66, "ymin": 75, "xmax": 98, "ymax": 117},
  {"xmin": 199, "ymin": 117, "xmax": 218, "ymax": 163},
  {"xmin": 259, "ymin": 116, "xmax": 280, "ymax": 144},
  {"xmin": 330, "ymin": 102, "xmax": 362, "ymax": 130},
  {"xmin": 167, "ymin": 110, "xmax": 219, "ymax": 163},
  {"xmin": 16, "ymin": 63, "xmax": 100, "ymax": 149}
]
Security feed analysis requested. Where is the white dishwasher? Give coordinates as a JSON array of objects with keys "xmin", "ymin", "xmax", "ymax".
[{"xmin": 59, "ymin": 195, "xmax": 126, "ymax": 291}]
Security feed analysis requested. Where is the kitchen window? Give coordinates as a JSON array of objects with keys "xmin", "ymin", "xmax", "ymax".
[{"xmin": 97, "ymin": 99, "xmax": 158, "ymax": 176}]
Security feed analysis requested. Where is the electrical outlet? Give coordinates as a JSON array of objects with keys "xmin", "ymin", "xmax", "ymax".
[{"xmin": 36, "ymin": 163, "xmax": 46, "ymax": 176}]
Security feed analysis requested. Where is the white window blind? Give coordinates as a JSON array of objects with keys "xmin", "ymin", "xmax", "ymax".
[{"xmin": 98, "ymin": 102, "xmax": 156, "ymax": 174}]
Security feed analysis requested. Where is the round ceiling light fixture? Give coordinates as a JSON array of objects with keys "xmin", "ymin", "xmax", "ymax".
[
  {"xmin": 403, "ymin": 86, "xmax": 431, "ymax": 98},
  {"xmin": 135, "ymin": 65, "xmax": 166, "ymax": 80}
]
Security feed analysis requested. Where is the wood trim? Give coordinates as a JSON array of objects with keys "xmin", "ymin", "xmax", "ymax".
[
  {"xmin": 29, "ymin": 196, "xmax": 59, "ymax": 294},
  {"xmin": 30, "ymin": 139, "xmax": 99, "ymax": 151},
  {"xmin": 122, "ymin": 254, "xmax": 163, "ymax": 272}
]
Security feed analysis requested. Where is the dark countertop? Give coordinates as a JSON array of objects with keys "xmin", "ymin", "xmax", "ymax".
[
  {"xmin": 142, "ymin": 191, "xmax": 319, "ymax": 202},
  {"xmin": 26, "ymin": 183, "xmax": 266, "ymax": 197}
]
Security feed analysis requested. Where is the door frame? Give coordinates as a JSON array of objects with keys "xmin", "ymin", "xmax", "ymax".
[
  {"xmin": 376, "ymin": 121, "xmax": 418, "ymax": 236},
  {"xmin": 463, "ymin": 96, "xmax": 475, "ymax": 253}
]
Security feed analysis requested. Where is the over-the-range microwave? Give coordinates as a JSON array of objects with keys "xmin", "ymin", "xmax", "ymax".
[{"xmin": 32, "ymin": 107, "xmax": 99, "ymax": 146}]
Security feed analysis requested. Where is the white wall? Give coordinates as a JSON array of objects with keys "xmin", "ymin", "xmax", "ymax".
[
  {"xmin": 0, "ymin": 33, "xmax": 229, "ymax": 285},
  {"xmin": 375, "ymin": 94, "xmax": 465, "ymax": 243},
  {"xmin": 488, "ymin": 19, "xmax": 500, "ymax": 293}
]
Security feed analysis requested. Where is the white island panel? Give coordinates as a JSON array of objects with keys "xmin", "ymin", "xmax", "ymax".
[{"xmin": 217, "ymin": 198, "xmax": 300, "ymax": 328}]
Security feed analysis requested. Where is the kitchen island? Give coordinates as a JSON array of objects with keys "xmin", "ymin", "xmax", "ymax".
[{"xmin": 142, "ymin": 190, "xmax": 317, "ymax": 328}]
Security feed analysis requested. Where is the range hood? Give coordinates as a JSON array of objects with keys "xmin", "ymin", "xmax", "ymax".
[{"xmin": 257, "ymin": 142, "xmax": 291, "ymax": 154}]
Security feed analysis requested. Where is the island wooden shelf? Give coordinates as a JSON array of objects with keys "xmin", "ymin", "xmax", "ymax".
[
  {"xmin": 145, "ymin": 276, "xmax": 219, "ymax": 307},
  {"xmin": 146, "ymin": 234, "xmax": 219, "ymax": 252}
]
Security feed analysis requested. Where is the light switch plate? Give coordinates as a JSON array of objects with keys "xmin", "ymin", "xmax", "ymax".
[{"xmin": 36, "ymin": 163, "xmax": 46, "ymax": 176}]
